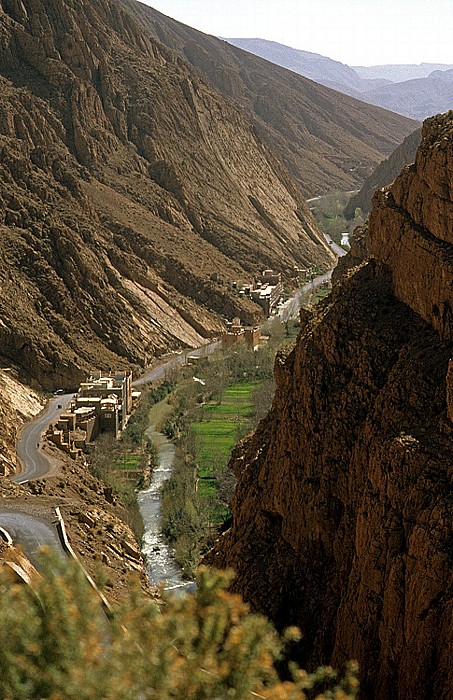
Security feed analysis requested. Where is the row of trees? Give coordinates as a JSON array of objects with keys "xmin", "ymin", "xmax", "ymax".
[
  {"xmin": 0, "ymin": 317, "xmax": 363, "ymax": 697},
  {"xmin": 159, "ymin": 321, "xmax": 299, "ymax": 576},
  {"xmin": 311, "ymin": 190, "xmax": 365, "ymax": 243},
  {"xmin": 87, "ymin": 380, "xmax": 175, "ymax": 537}
]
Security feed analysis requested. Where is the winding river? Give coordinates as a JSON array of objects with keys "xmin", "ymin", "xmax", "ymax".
[
  {"xmin": 3, "ymin": 272, "xmax": 337, "ymax": 590},
  {"xmin": 138, "ymin": 423, "xmax": 195, "ymax": 592},
  {"xmin": 135, "ymin": 270, "xmax": 343, "ymax": 591}
]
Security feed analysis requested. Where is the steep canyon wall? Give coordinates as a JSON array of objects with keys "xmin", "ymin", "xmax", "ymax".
[
  {"xmin": 0, "ymin": 0, "xmax": 335, "ymax": 389},
  {"xmin": 208, "ymin": 113, "xmax": 453, "ymax": 700}
]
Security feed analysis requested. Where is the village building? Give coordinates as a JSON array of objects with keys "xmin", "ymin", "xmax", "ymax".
[
  {"xmin": 78, "ymin": 371, "xmax": 133, "ymax": 428},
  {"xmin": 250, "ymin": 270, "xmax": 284, "ymax": 317},
  {"xmin": 341, "ymin": 232, "xmax": 351, "ymax": 247},
  {"xmin": 293, "ymin": 265, "xmax": 311, "ymax": 281},
  {"xmin": 221, "ymin": 317, "xmax": 261, "ymax": 350},
  {"xmin": 47, "ymin": 370, "xmax": 135, "ymax": 453}
]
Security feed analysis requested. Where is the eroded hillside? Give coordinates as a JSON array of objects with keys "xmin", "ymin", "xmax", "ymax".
[
  {"xmin": 0, "ymin": 0, "xmax": 336, "ymax": 389},
  {"xmin": 118, "ymin": 0, "xmax": 418, "ymax": 196},
  {"xmin": 0, "ymin": 369, "xmax": 42, "ymax": 476},
  {"xmin": 207, "ymin": 113, "xmax": 453, "ymax": 699}
]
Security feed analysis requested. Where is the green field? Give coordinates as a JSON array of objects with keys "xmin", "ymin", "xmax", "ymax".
[
  {"xmin": 197, "ymin": 477, "xmax": 216, "ymax": 501},
  {"xmin": 316, "ymin": 285, "xmax": 332, "ymax": 300},
  {"xmin": 112, "ymin": 454, "xmax": 143, "ymax": 470},
  {"xmin": 192, "ymin": 381, "xmax": 258, "ymax": 479}
]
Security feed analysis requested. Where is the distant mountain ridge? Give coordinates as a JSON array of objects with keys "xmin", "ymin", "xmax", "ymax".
[
  {"xmin": 362, "ymin": 69, "xmax": 453, "ymax": 122},
  {"xmin": 224, "ymin": 38, "xmax": 453, "ymax": 121},
  {"xmin": 116, "ymin": 1, "xmax": 416, "ymax": 196},
  {"xmin": 354, "ymin": 62, "xmax": 453, "ymax": 82},
  {"xmin": 223, "ymin": 38, "xmax": 389, "ymax": 93}
]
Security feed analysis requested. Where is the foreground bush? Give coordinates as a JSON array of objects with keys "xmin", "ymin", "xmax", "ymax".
[{"xmin": 0, "ymin": 553, "xmax": 359, "ymax": 699}]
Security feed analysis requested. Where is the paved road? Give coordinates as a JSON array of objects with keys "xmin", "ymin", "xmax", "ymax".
[
  {"xmin": 2, "ymin": 343, "xmax": 221, "ymax": 550},
  {"xmin": 269, "ymin": 272, "xmax": 331, "ymax": 323},
  {"xmin": 10, "ymin": 342, "xmax": 221, "ymax": 487},
  {"xmin": 3, "ymin": 263, "xmax": 342, "ymax": 550},
  {"xmin": 0, "ymin": 507, "xmax": 64, "ymax": 565},
  {"xmin": 13, "ymin": 393, "xmax": 73, "ymax": 484},
  {"xmin": 133, "ymin": 340, "xmax": 221, "ymax": 387},
  {"xmin": 323, "ymin": 232, "xmax": 348, "ymax": 258},
  {"xmin": 1, "ymin": 394, "xmax": 73, "ymax": 557}
]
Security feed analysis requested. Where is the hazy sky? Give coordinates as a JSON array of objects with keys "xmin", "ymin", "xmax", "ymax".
[{"xmin": 139, "ymin": 0, "xmax": 453, "ymax": 66}]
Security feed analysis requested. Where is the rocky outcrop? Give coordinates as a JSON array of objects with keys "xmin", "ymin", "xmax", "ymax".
[
  {"xmin": 207, "ymin": 114, "xmax": 453, "ymax": 699},
  {"xmin": 344, "ymin": 128, "xmax": 422, "ymax": 217},
  {"xmin": 0, "ymin": 370, "xmax": 42, "ymax": 476},
  {"xmin": 368, "ymin": 113, "xmax": 453, "ymax": 341},
  {"xmin": 0, "ymin": 0, "xmax": 335, "ymax": 389}
]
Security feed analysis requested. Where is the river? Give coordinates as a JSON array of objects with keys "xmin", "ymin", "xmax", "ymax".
[
  {"xmin": 136, "ymin": 268, "xmax": 343, "ymax": 591},
  {"xmin": 138, "ymin": 421, "xmax": 195, "ymax": 592}
]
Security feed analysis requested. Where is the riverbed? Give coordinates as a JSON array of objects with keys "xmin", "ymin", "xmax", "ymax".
[{"xmin": 138, "ymin": 400, "xmax": 194, "ymax": 592}]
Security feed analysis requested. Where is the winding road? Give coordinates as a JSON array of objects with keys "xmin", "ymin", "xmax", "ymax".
[
  {"xmin": 0, "ymin": 345, "xmax": 221, "ymax": 563},
  {"xmin": 0, "ymin": 508, "xmax": 64, "ymax": 565},
  {"xmin": 0, "ymin": 263, "xmax": 340, "ymax": 566},
  {"xmin": 134, "ymin": 340, "xmax": 221, "ymax": 388},
  {"xmin": 13, "ymin": 393, "xmax": 73, "ymax": 484},
  {"xmin": 0, "ymin": 394, "xmax": 74, "ymax": 563}
]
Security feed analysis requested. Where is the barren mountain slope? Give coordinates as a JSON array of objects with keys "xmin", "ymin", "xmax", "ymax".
[
  {"xmin": 0, "ymin": 0, "xmax": 335, "ymax": 389},
  {"xmin": 118, "ymin": 0, "xmax": 418, "ymax": 196},
  {"xmin": 221, "ymin": 39, "xmax": 453, "ymax": 127},
  {"xmin": 207, "ymin": 113, "xmax": 453, "ymax": 699},
  {"xmin": 344, "ymin": 127, "xmax": 422, "ymax": 217},
  {"xmin": 362, "ymin": 69, "xmax": 453, "ymax": 121}
]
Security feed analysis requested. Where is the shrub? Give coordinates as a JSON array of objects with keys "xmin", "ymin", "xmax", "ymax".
[{"xmin": 0, "ymin": 552, "xmax": 359, "ymax": 700}]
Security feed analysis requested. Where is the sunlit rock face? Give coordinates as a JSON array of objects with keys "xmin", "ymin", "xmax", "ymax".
[
  {"xmin": 207, "ymin": 113, "xmax": 453, "ymax": 700},
  {"xmin": 117, "ymin": 0, "xmax": 417, "ymax": 198},
  {"xmin": 368, "ymin": 113, "xmax": 453, "ymax": 342},
  {"xmin": 0, "ymin": 0, "xmax": 335, "ymax": 389},
  {"xmin": 344, "ymin": 127, "xmax": 422, "ymax": 218}
]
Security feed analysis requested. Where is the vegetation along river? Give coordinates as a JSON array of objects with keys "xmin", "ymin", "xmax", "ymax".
[{"xmin": 138, "ymin": 410, "xmax": 194, "ymax": 592}]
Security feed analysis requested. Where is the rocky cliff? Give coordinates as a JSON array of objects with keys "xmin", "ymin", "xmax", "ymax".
[
  {"xmin": 344, "ymin": 128, "xmax": 422, "ymax": 218},
  {"xmin": 0, "ymin": 0, "xmax": 335, "ymax": 389},
  {"xmin": 207, "ymin": 113, "xmax": 453, "ymax": 699}
]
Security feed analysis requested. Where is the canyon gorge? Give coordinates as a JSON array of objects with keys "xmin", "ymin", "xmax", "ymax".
[
  {"xmin": 207, "ymin": 112, "xmax": 453, "ymax": 700},
  {"xmin": 0, "ymin": 0, "xmax": 451, "ymax": 697},
  {"xmin": 0, "ymin": 0, "xmax": 417, "ymax": 390}
]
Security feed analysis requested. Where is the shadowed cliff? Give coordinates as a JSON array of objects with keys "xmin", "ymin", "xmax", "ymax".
[
  {"xmin": 344, "ymin": 128, "xmax": 422, "ymax": 218},
  {"xmin": 207, "ymin": 112, "xmax": 453, "ymax": 700}
]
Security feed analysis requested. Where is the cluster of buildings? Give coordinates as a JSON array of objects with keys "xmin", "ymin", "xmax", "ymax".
[
  {"xmin": 47, "ymin": 371, "xmax": 139, "ymax": 457},
  {"xmin": 232, "ymin": 269, "xmax": 285, "ymax": 317}
]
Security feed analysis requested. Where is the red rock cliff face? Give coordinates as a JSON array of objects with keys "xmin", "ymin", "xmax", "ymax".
[
  {"xmin": 368, "ymin": 114, "xmax": 452, "ymax": 342},
  {"xmin": 208, "ymin": 113, "xmax": 453, "ymax": 700}
]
